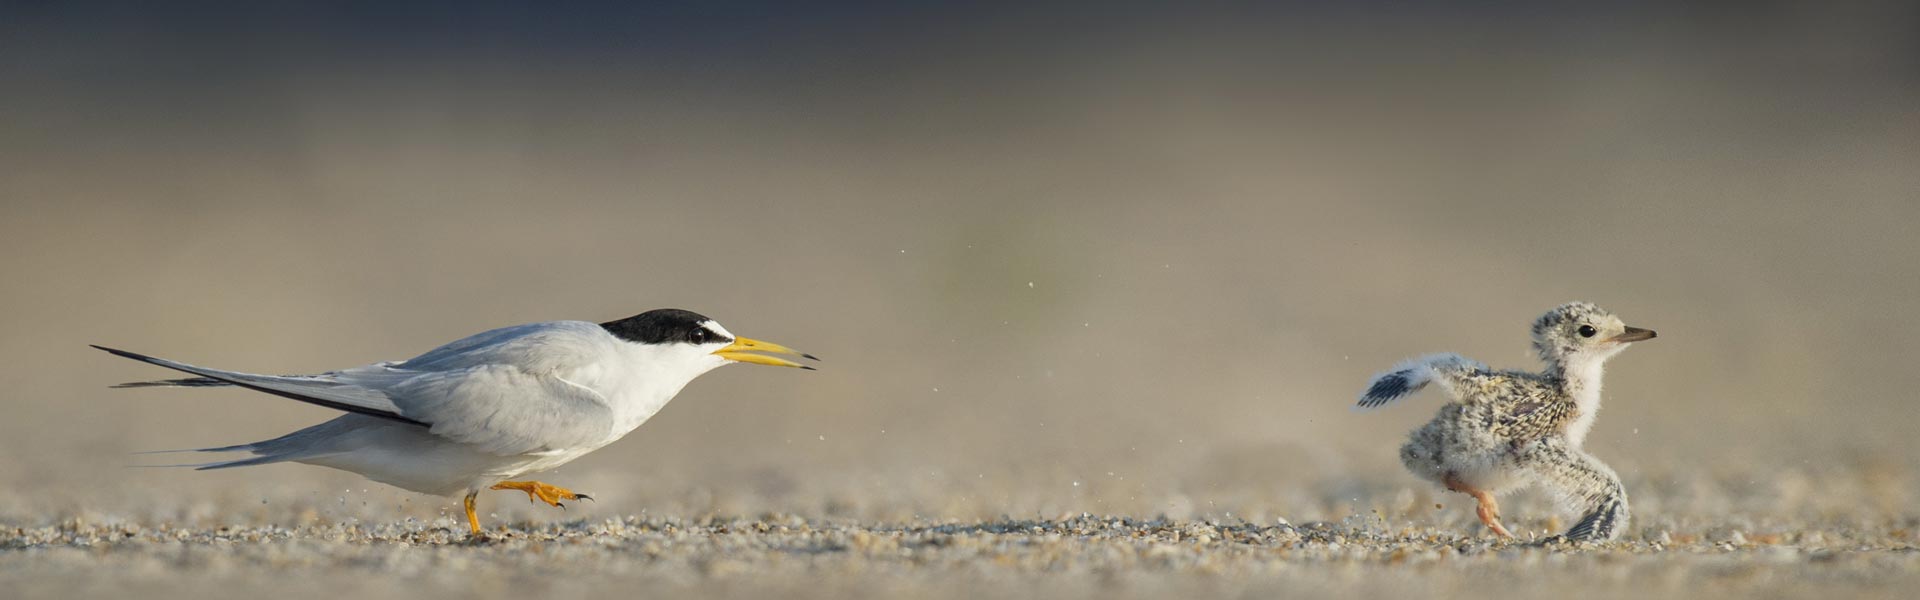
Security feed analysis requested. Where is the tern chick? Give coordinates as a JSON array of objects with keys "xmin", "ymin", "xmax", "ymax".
[
  {"xmin": 96, "ymin": 309, "xmax": 816, "ymax": 537},
  {"xmin": 1355, "ymin": 302, "xmax": 1656, "ymax": 542}
]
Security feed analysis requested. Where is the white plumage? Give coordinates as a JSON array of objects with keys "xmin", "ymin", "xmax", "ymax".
[{"xmin": 98, "ymin": 309, "xmax": 814, "ymax": 535}]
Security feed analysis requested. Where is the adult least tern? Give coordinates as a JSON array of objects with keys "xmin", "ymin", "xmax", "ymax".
[
  {"xmin": 1355, "ymin": 302, "xmax": 1655, "ymax": 542},
  {"xmin": 94, "ymin": 309, "xmax": 815, "ymax": 536}
]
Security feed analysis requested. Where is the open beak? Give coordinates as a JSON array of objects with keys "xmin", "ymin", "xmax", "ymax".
[
  {"xmin": 1609, "ymin": 326, "xmax": 1657, "ymax": 343},
  {"xmin": 712, "ymin": 337, "xmax": 819, "ymax": 370}
]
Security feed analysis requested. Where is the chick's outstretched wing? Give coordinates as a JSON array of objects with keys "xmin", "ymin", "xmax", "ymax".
[{"xmin": 1355, "ymin": 353, "xmax": 1489, "ymax": 410}]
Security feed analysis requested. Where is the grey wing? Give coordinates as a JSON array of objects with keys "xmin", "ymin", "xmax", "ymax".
[
  {"xmin": 99, "ymin": 321, "xmax": 621, "ymax": 456},
  {"xmin": 92, "ymin": 346, "xmax": 421, "ymax": 426},
  {"xmin": 110, "ymin": 362, "xmax": 406, "ymax": 389},
  {"xmin": 377, "ymin": 365, "xmax": 616, "ymax": 456},
  {"xmin": 1355, "ymin": 353, "xmax": 1488, "ymax": 410},
  {"xmin": 363, "ymin": 321, "xmax": 619, "ymax": 454},
  {"xmin": 392, "ymin": 321, "xmax": 608, "ymax": 372}
]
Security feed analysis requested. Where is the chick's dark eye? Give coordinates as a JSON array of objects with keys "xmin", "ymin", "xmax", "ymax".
[{"xmin": 1578, "ymin": 325, "xmax": 1597, "ymax": 338}]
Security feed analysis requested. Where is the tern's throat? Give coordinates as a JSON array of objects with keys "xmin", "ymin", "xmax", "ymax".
[{"xmin": 1548, "ymin": 355, "xmax": 1608, "ymax": 448}]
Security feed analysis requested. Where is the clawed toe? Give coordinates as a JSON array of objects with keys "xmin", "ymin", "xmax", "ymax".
[{"xmin": 491, "ymin": 480, "xmax": 590, "ymax": 509}]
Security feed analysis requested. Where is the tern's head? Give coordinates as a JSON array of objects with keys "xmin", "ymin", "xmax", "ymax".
[
  {"xmin": 1530, "ymin": 302, "xmax": 1656, "ymax": 367},
  {"xmin": 600, "ymin": 309, "xmax": 816, "ymax": 376}
]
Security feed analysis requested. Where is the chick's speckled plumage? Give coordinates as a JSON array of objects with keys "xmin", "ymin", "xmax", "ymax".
[{"xmin": 1357, "ymin": 302, "xmax": 1655, "ymax": 542}]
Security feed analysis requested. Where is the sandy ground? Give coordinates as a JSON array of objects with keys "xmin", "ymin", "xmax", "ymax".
[
  {"xmin": 3, "ymin": 463, "xmax": 1915, "ymax": 600},
  {"xmin": 5, "ymin": 515, "xmax": 1915, "ymax": 600}
]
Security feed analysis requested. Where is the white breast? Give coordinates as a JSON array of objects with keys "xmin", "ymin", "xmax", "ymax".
[
  {"xmin": 1561, "ymin": 361, "xmax": 1607, "ymax": 448},
  {"xmin": 590, "ymin": 340, "xmax": 729, "ymax": 439}
]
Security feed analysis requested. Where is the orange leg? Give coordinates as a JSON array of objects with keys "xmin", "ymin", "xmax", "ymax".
[
  {"xmin": 463, "ymin": 491, "xmax": 483, "ymax": 535},
  {"xmin": 490, "ymin": 480, "xmax": 591, "ymax": 508},
  {"xmin": 1444, "ymin": 473, "xmax": 1513, "ymax": 538}
]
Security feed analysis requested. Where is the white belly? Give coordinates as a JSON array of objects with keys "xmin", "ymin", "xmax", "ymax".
[{"xmin": 291, "ymin": 418, "xmax": 600, "ymax": 497}]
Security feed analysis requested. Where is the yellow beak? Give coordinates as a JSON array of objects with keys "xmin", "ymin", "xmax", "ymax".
[{"xmin": 712, "ymin": 336, "xmax": 819, "ymax": 370}]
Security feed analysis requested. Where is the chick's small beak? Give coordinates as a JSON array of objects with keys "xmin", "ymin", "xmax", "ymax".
[
  {"xmin": 1610, "ymin": 326, "xmax": 1657, "ymax": 343},
  {"xmin": 713, "ymin": 337, "xmax": 819, "ymax": 370}
]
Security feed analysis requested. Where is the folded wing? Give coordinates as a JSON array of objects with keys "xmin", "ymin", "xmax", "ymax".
[
  {"xmin": 96, "ymin": 321, "xmax": 623, "ymax": 456},
  {"xmin": 92, "ymin": 345, "xmax": 421, "ymax": 425}
]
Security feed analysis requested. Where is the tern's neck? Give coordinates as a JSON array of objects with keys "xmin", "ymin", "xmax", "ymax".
[
  {"xmin": 1547, "ymin": 355, "xmax": 1607, "ymax": 447},
  {"xmin": 602, "ymin": 343, "xmax": 725, "ymax": 434},
  {"xmin": 1547, "ymin": 355, "xmax": 1606, "ymax": 391}
]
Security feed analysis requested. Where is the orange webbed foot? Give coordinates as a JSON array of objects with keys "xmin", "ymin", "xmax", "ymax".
[{"xmin": 490, "ymin": 480, "xmax": 592, "ymax": 509}]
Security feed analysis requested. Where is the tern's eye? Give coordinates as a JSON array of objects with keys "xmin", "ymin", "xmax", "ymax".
[
  {"xmin": 1577, "ymin": 325, "xmax": 1597, "ymax": 338},
  {"xmin": 690, "ymin": 330, "xmax": 709, "ymax": 343}
]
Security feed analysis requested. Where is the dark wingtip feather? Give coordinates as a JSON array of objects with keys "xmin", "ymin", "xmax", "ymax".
[
  {"xmin": 96, "ymin": 347, "xmax": 233, "ymax": 388},
  {"xmin": 97, "ymin": 345, "xmax": 169, "ymax": 388},
  {"xmin": 1356, "ymin": 372, "xmax": 1411, "ymax": 408},
  {"xmin": 92, "ymin": 344, "xmax": 129, "ymax": 355},
  {"xmin": 92, "ymin": 345, "xmax": 429, "ymax": 427},
  {"xmin": 92, "ymin": 344, "xmax": 156, "ymax": 362},
  {"xmin": 111, "ymin": 376, "xmax": 233, "ymax": 389}
]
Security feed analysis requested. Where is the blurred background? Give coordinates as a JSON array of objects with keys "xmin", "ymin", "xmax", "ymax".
[{"xmin": 1, "ymin": 2, "xmax": 1916, "ymax": 530}]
